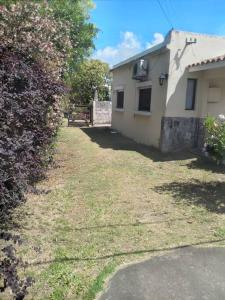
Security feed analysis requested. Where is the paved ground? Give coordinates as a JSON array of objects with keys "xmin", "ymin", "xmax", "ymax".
[{"xmin": 98, "ymin": 247, "xmax": 225, "ymax": 300}]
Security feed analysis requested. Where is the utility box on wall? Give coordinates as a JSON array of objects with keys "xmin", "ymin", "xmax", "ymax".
[{"xmin": 207, "ymin": 87, "xmax": 221, "ymax": 103}]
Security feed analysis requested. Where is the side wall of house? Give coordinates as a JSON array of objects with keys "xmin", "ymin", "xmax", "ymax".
[
  {"xmin": 112, "ymin": 51, "xmax": 169, "ymax": 148},
  {"xmin": 160, "ymin": 31, "xmax": 225, "ymax": 152}
]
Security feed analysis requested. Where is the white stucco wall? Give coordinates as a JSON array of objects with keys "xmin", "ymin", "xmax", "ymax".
[
  {"xmin": 111, "ymin": 30, "xmax": 225, "ymax": 150},
  {"xmin": 195, "ymin": 67, "xmax": 225, "ymax": 117},
  {"xmin": 111, "ymin": 50, "xmax": 169, "ymax": 148},
  {"xmin": 166, "ymin": 30, "xmax": 225, "ymax": 118}
]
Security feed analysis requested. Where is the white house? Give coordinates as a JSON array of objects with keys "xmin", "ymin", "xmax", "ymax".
[{"xmin": 111, "ymin": 30, "xmax": 225, "ymax": 152}]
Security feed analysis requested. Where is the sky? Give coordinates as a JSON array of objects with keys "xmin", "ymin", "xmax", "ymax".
[{"xmin": 90, "ymin": 0, "xmax": 225, "ymax": 66}]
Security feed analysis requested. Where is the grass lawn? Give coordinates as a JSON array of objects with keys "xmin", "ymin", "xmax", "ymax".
[{"xmin": 1, "ymin": 123, "xmax": 225, "ymax": 299}]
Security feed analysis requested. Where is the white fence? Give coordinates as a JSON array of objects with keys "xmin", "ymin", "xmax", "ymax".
[{"xmin": 92, "ymin": 101, "xmax": 112, "ymax": 125}]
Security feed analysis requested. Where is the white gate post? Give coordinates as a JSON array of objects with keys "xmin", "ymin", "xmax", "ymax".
[{"xmin": 92, "ymin": 100, "xmax": 96, "ymax": 126}]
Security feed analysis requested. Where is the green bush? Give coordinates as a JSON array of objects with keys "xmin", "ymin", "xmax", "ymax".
[{"xmin": 204, "ymin": 115, "xmax": 225, "ymax": 163}]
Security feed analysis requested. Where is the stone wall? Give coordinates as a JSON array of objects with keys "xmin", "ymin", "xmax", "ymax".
[
  {"xmin": 92, "ymin": 101, "xmax": 112, "ymax": 125},
  {"xmin": 195, "ymin": 118, "xmax": 205, "ymax": 150},
  {"xmin": 160, "ymin": 117, "xmax": 205, "ymax": 153}
]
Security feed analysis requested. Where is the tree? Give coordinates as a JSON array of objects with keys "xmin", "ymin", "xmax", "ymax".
[
  {"xmin": 0, "ymin": 1, "xmax": 68, "ymax": 215},
  {"xmin": 0, "ymin": 2, "xmax": 97, "ymax": 298},
  {"xmin": 0, "ymin": 3, "xmax": 69, "ymax": 297},
  {"xmin": 46, "ymin": 0, "xmax": 97, "ymax": 74},
  {"xmin": 0, "ymin": 0, "xmax": 98, "ymax": 76},
  {"xmin": 0, "ymin": 0, "xmax": 97, "ymax": 213},
  {"xmin": 70, "ymin": 59, "xmax": 111, "ymax": 105},
  {"xmin": 0, "ymin": 2, "xmax": 72, "ymax": 78}
]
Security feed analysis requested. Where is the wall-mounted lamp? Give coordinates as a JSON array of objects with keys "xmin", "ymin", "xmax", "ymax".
[{"xmin": 159, "ymin": 73, "xmax": 168, "ymax": 86}]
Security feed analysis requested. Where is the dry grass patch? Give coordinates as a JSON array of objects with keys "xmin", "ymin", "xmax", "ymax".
[{"xmin": 2, "ymin": 124, "xmax": 225, "ymax": 299}]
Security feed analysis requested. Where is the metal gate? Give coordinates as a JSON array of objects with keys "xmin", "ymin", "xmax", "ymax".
[{"xmin": 68, "ymin": 105, "xmax": 91, "ymax": 126}]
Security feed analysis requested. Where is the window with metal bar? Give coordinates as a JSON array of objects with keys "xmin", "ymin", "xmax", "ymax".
[
  {"xmin": 138, "ymin": 88, "xmax": 151, "ymax": 112},
  {"xmin": 185, "ymin": 79, "xmax": 197, "ymax": 110},
  {"xmin": 116, "ymin": 91, "xmax": 124, "ymax": 109}
]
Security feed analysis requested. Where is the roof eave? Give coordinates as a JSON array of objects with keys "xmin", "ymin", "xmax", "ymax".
[
  {"xmin": 111, "ymin": 41, "xmax": 168, "ymax": 71},
  {"xmin": 189, "ymin": 60, "xmax": 225, "ymax": 72}
]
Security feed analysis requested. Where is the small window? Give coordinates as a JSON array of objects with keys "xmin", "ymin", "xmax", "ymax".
[
  {"xmin": 116, "ymin": 90, "xmax": 124, "ymax": 109},
  {"xmin": 185, "ymin": 79, "xmax": 197, "ymax": 110},
  {"xmin": 138, "ymin": 87, "xmax": 151, "ymax": 112}
]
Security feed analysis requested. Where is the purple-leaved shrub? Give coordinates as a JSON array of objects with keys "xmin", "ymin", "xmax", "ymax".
[
  {"xmin": 0, "ymin": 2, "xmax": 69, "ymax": 298},
  {"xmin": 0, "ymin": 48, "xmax": 65, "ymax": 218},
  {"xmin": 0, "ymin": 2, "xmax": 68, "ymax": 218}
]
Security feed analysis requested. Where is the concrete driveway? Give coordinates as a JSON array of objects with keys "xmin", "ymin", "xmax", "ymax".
[{"xmin": 98, "ymin": 247, "xmax": 225, "ymax": 300}]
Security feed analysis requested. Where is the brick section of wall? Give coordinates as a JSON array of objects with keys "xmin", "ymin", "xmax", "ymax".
[
  {"xmin": 92, "ymin": 101, "xmax": 112, "ymax": 125},
  {"xmin": 160, "ymin": 117, "xmax": 205, "ymax": 153}
]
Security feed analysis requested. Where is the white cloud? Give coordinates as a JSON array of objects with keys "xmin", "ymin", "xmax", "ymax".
[
  {"xmin": 93, "ymin": 31, "xmax": 164, "ymax": 67},
  {"xmin": 93, "ymin": 31, "xmax": 141, "ymax": 67},
  {"xmin": 146, "ymin": 32, "xmax": 164, "ymax": 49}
]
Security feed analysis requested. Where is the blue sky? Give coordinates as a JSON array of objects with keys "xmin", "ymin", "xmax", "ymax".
[{"xmin": 90, "ymin": 0, "xmax": 225, "ymax": 66}]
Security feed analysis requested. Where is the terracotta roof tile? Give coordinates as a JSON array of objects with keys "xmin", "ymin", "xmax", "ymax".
[{"xmin": 188, "ymin": 54, "xmax": 225, "ymax": 68}]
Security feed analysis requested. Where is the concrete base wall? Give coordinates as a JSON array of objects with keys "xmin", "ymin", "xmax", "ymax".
[
  {"xmin": 93, "ymin": 101, "xmax": 112, "ymax": 125},
  {"xmin": 160, "ymin": 117, "xmax": 205, "ymax": 153}
]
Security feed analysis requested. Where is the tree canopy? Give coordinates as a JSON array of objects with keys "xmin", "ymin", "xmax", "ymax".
[
  {"xmin": 0, "ymin": 0, "xmax": 97, "ymax": 76},
  {"xmin": 0, "ymin": 0, "xmax": 97, "ymax": 222},
  {"xmin": 0, "ymin": 1, "xmax": 97, "ymax": 298},
  {"xmin": 70, "ymin": 59, "xmax": 111, "ymax": 105}
]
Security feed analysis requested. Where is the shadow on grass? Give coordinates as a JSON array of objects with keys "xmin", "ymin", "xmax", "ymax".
[
  {"xmin": 81, "ymin": 127, "xmax": 195, "ymax": 162},
  {"xmin": 0, "ymin": 186, "xmax": 48, "ymax": 233},
  {"xmin": 29, "ymin": 238, "xmax": 225, "ymax": 265},
  {"xmin": 0, "ymin": 209, "xmax": 29, "ymax": 233},
  {"xmin": 187, "ymin": 158, "xmax": 225, "ymax": 175},
  {"xmin": 73, "ymin": 217, "xmax": 190, "ymax": 231},
  {"xmin": 154, "ymin": 180, "xmax": 225, "ymax": 214}
]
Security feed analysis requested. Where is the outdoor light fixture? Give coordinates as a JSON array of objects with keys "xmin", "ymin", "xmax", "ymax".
[{"xmin": 159, "ymin": 73, "xmax": 168, "ymax": 86}]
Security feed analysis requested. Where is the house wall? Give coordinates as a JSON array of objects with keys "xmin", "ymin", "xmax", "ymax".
[
  {"xmin": 161, "ymin": 69, "xmax": 225, "ymax": 152},
  {"xmin": 112, "ymin": 50, "xmax": 169, "ymax": 148},
  {"xmin": 112, "ymin": 30, "xmax": 225, "ymax": 152},
  {"xmin": 166, "ymin": 30, "xmax": 225, "ymax": 118},
  {"xmin": 161, "ymin": 31, "xmax": 225, "ymax": 152},
  {"xmin": 199, "ymin": 68, "xmax": 225, "ymax": 117},
  {"xmin": 195, "ymin": 69, "xmax": 225, "ymax": 150}
]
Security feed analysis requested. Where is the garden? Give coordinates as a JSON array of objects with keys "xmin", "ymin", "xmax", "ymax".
[
  {"xmin": 1, "ymin": 123, "xmax": 225, "ymax": 299},
  {"xmin": 1, "ymin": 1, "xmax": 225, "ymax": 300}
]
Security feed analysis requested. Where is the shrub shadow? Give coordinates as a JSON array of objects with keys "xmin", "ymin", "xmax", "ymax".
[
  {"xmin": 0, "ymin": 208, "xmax": 29, "ymax": 232},
  {"xmin": 154, "ymin": 180, "xmax": 225, "ymax": 214},
  {"xmin": 187, "ymin": 158, "xmax": 225, "ymax": 175}
]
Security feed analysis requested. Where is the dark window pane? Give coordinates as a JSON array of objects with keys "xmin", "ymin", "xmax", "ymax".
[
  {"xmin": 138, "ymin": 88, "xmax": 151, "ymax": 112},
  {"xmin": 117, "ymin": 91, "xmax": 124, "ymax": 108},
  {"xmin": 185, "ymin": 79, "xmax": 197, "ymax": 110}
]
